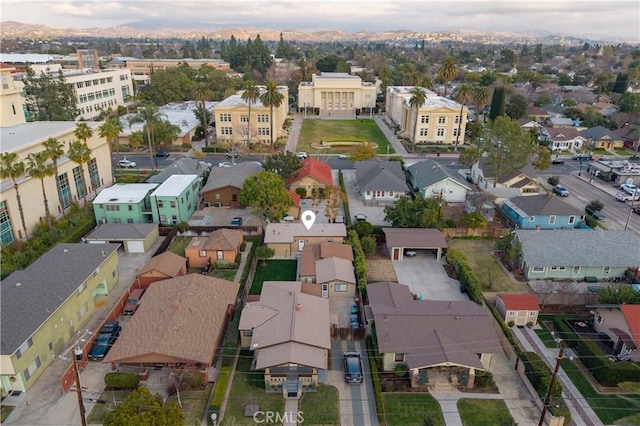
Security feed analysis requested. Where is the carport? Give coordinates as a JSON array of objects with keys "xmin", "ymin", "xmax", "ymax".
[{"xmin": 383, "ymin": 228, "xmax": 447, "ymax": 261}]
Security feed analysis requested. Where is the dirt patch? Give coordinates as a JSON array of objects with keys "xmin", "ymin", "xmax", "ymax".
[
  {"xmin": 366, "ymin": 259, "xmax": 397, "ymax": 282},
  {"xmin": 380, "ymin": 372, "xmax": 413, "ymax": 392}
]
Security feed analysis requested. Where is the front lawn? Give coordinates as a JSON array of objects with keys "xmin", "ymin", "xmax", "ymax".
[
  {"xmin": 298, "ymin": 384, "xmax": 339, "ymax": 425},
  {"xmin": 448, "ymin": 239, "xmax": 530, "ymax": 292},
  {"xmin": 298, "ymin": 119, "xmax": 393, "ymax": 154},
  {"xmin": 250, "ymin": 260, "xmax": 297, "ymax": 295},
  {"xmin": 382, "ymin": 393, "xmax": 444, "ymax": 426},
  {"xmin": 167, "ymin": 386, "xmax": 213, "ymax": 425},
  {"xmin": 458, "ymin": 399, "xmax": 515, "ymax": 426}
]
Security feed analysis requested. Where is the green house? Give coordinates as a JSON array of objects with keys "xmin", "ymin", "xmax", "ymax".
[
  {"xmin": 92, "ymin": 183, "xmax": 158, "ymax": 225},
  {"xmin": 0, "ymin": 243, "xmax": 120, "ymax": 395},
  {"xmin": 150, "ymin": 174, "xmax": 199, "ymax": 225}
]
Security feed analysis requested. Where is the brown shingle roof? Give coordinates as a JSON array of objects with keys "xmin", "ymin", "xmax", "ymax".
[
  {"xmin": 300, "ymin": 243, "xmax": 354, "ymax": 277},
  {"xmin": 138, "ymin": 251, "xmax": 187, "ymax": 278},
  {"xmin": 383, "ymin": 228, "xmax": 447, "ymax": 249},
  {"xmin": 315, "ymin": 257, "xmax": 356, "ymax": 284},
  {"xmin": 104, "ymin": 274, "xmax": 239, "ymax": 365},
  {"xmin": 320, "ymin": 242, "xmax": 354, "ymax": 261},
  {"xmin": 191, "ymin": 228, "xmax": 243, "ymax": 251}
]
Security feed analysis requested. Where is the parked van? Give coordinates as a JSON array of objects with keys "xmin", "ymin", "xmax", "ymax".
[{"xmin": 123, "ymin": 289, "xmax": 145, "ymax": 315}]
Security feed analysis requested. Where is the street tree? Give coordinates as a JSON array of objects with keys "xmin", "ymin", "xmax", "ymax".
[
  {"xmin": 240, "ymin": 171, "xmax": 292, "ymax": 222},
  {"xmin": 103, "ymin": 387, "xmax": 184, "ymax": 426},
  {"xmin": 240, "ymin": 80, "xmax": 261, "ymax": 145},
  {"xmin": 259, "ymin": 81, "xmax": 285, "ymax": 146},
  {"xmin": 98, "ymin": 117, "xmax": 123, "ymax": 179},
  {"xmin": 42, "ymin": 137, "xmax": 67, "ymax": 216},
  {"xmin": 26, "ymin": 151, "xmax": 55, "ymax": 227},
  {"xmin": 384, "ymin": 195, "xmax": 443, "ymax": 228},
  {"xmin": 0, "ymin": 152, "xmax": 28, "ymax": 238},
  {"xmin": 192, "ymin": 83, "xmax": 213, "ymax": 147},
  {"xmin": 324, "ymin": 185, "xmax": 346, "ymax": 223},
  {"xmin": 483, "ymin": 116, "xmax": 534, "ymax": 181},
  {"xmin": 129, "ymin": 103, "xmax": 167, "ymax": 169},
  {"xmin": 67, "ymin": 140, "xmax": 92, "ymax": 204},
  {"xmin": 408, "ymin": 87, "xmax": 427, "ymax": 152},
  {"xmin": 532, "ymin": 145, "xmax": 551, "ymax": 171},
  {"xmin": 351, "ymin": 145, "xmax": 376, "ymax": 161},
  {"xmin": 263, "ymin": 152, "xmax": 302, "ymax": 180}
]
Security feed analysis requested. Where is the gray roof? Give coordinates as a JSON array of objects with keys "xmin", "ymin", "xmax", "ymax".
[
  {"xmin": 383, "ymin": 228, "xmax": 447, "ymax": 249},
  {"xmin": 85, "ymin": 223, "xmax": 157, "ymax": 240},
  {"xmin": 201, "ymin": 162, "xmax": 263, "ymax": 192},
  {"xmin": 504, "ymin": 194, "xmax": 583, "ymax": 217},
  {"xmin": 1, "ymin": 243, "xmax": 120, "ymax": 354},
  {"xmin": 1, "ymin": 121, "xmax": 100, "ymax": 153},
  {"xmin": 407, "ymin": 159, "xmax": 471, "ymax": 191},
  {"xmin": 315, "ymin": 257, "xmax": 356, "ymax": 284},
  {"xmin": 356, "ymin": 159, "xmax": 408, "ymax": 192},
  {"xmin": 146, "ymin": 158, "xmax": 211, "ymax": 183},
  {"xmin": 579, "ymin": 126, "xmax": 620, "ymax": 140},
  {"xmin": 264, "ymin": 223, "xmax": 347, "ymax": 244},
  {"xmin": 515, "ymin": 230, "xmax": 640, "ymax": 268}
]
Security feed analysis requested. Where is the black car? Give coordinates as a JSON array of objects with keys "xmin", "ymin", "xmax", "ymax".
[
  {"xmin": 225, "ymin": 151, "xmax": 240, "ymax": 159},
  {"xmin": 154, "ymin": 151, "xmax": 170, "ymax": 158},
  {"xmin": 343, "ymin": 352, "xmax": 364, "ymax": 384},
  {"xmin": 585, "ymin": 205, "xmax": 606, "ymax": 220},
  {"xmin": 633, "ymin": 206, "xmax": 640, "ymax": 215},
  {"xmin": 551, "ymin": 158, "xmax": 565, "ymax": 164},
  {"xmin": 88, "ymin": 321, "xmax": 121, "ymax": 361}
]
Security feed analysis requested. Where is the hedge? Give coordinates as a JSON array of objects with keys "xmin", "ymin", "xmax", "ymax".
[
  {"xmin": 338, "ymin": 170, "xmax": 351, "ymax": 226},
  {"xmin": 348, "ymin": 230, "xmax": 367, "ymax": 289},
  {"xmin": 445, "ymin": 248, "xmax": 482, "ymax": 304},
  {"xmin": 520, "ymin": 352, "xmax": 571, "ymax": 423},
  {"xmin": 366, "ymin": 335, "xmax": 385, "ymax": 424},
  {"xmin": 210, "ymin": 366, "xmax": 231, "ymax": 410},
  {"xmin": 104, "ymin": 372, "xmax": 139, "ymax": 389},
  {"xmin": 576, "ymin": 339, "xmax": 640, "ymax": 386}
]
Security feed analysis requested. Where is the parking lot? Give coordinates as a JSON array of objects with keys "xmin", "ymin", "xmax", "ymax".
[{"xmin": 337, "ymin": 169, "xmax": 392, "ymax": 226}]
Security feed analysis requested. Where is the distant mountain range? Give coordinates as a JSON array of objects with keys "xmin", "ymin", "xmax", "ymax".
[{"xmin": 0, "ymin": 20, "xmax": 630, "ymax": 45}]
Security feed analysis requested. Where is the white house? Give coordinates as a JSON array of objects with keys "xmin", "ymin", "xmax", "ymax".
[{"xmin": 407, "ymin": 159, "xmax": 470, "ymax": 203}]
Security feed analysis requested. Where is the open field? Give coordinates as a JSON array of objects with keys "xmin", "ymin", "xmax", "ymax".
[{"xmin": 298, "ymin": 119, "xmax": 393, "ymax": 154}]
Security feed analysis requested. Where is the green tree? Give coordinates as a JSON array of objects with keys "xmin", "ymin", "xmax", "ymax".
[
  {"xmin": 22, "ymin": 64, "xmax": 77, "ymax": 121},
  {"xmin": 140, "ymin": 67, "xmax": 196, "ymax": 105},
  {"xmin": 458, "ymin": 146, "xmax": 479, "ymax": 167},
  {"xmin": 98, "ymin": 117, "xmax": 123, "ymax": 179},
  {"xmin": 316, "ymin": 55, "xmax": 350, "ymax": 73},
  {"xmin": 0, "ymin": 152, "xmax": 28, "ymax": 238},
  {"xmin": 240, "ymin": 80, "xmax": 261, "ymax": 145},
  {"xmin": 360, "ymin": 235, "xmax": 376, "ymax": 255},
  {"xmin": 483, "ymin": 116, "xmax": 534, "ymax": 181},
  {"xmin": 453, "ymin": 84, "xmax": 473, "ymax": 149},
  {"xmin": 587, "ymin": 199, "xmax": 604, "ymax": 211},
  {"xmin": 593, "ymin": 71, "xmax": 615, "ymax": 102},
  {"xmin": 74, "ymin": 123, "xmax": 93, "ymax": 146},
  {"xmin": 324, "ymin": 184, "xmax": 345, "ymax": 223},
  {"xmin": 598, "ymin": 285, "xmax": 640, "ymax": 304},
  {"xmin": 506, "ymin": 93, "xmax": 528, "ymax": 119},
  {"xmin": 42, "ymin": 137, "xmax": 67, "ymax": 217},
  {"xmin": 67, "ymin": 140, "xmax": 92, "ymax": 204},
  {"xmin": 535, "ymin": 94, "xmax": 552, "ymax": 107},
  {"xmin": 489, "ymin": 86, "xmax": 506, "ymax": 121},
  {"xmin": 471, "ymin": 86, "xmax": 490, "ymax": 137},
  {"xmin": 259, "ymin": 81, "xmax": 285, "ymax": 146},
  {"xmin": 384, "ymin": 195, "xmax": 443, "ymax": 228},
  {"xmin": 532, "ymin": 145, "xmax": 551, "ymax": 171},
  {"xmin": 129, "ymin": 103, "xmax": 167, "ymax": 169},
  {"xmin": 26, "ymin": 151, "xmax": 55, "ymax": 227},
  {"xmin": 612, "ymin": 72, "xmax": 629, "ymax": 93},
  {"xmin": 437, "ymin": 57, "xmax": 458, "ymax": 97},
  {"xmin": 460, "ymin": 211, "xmax": 488, "ymax": 229},
  {"xmin": 619, "ymin": 93, "xmax": 640, "ymax": 113},
  {"xmin": 353, "ymin": 221, "xmax": 374, "ymax": 237},
  {"xmin": 351, "ymin": 145, "xmax": 376, "ymax": 161},
  {"xmin": 263, "ymin": 152, "xmax": 302, "ymax": 180},
  {"xmin": 192, "ymin": 83, "xmax": 213, "ymax": 147},
  {"xmin": 408, "ymin": 87, "xmax": 427, "ymax": 152},
  {"xmin": 547, "ymin": 176, "xmax": 560, "ymax": 186},
  {"xmin": 240, "ymin": 171, "xmax": 292, "ymax": 221},
  {"xmin": 103, "ymin": 387, "xmax": 184, "ymax": 426},
  {"xmin": 255, "ymin": 246, "xmax": 275, "ymax": 266},
  {"xmin": 128, "ymin": 131, "xmax": 144, "ymax": 152}
]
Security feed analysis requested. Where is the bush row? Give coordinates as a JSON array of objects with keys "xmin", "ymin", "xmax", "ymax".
[
  {"xmin": 210, "ymin": 366, "xmax": 231, "ymax": 411},
  {"xmin": 576, "ymin": 338, "xmax": 640, "ymax": 386},
  {"xmin": 348, "ymin": 230, "xmax": 367, "ymax": 290},
  {"xmin": 338, "ymin": 170, "xmax": 351, "ymax": 226},
  {"xmin": 445, "ymin": 248, "xmax": 482, "ymax": 304},
  {"xmin": 520, "ymin": 352, "xmax": 571, "ymax": 422},
  {"xmin": 366, "ymin": 335, "xmax": 386, "ymax": 424},
  {"xmin": 104, "ymin": 372, "xmax": 139, "ymax": 389}
]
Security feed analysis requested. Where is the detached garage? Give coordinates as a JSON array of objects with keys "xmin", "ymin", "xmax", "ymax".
[
  {"xmin": 85, "ymin": 223, "xmax": 159, "ymax": 253},
  {"xmin": 383, "ymin": 228, "xmax": 447, "ymax": 261}
]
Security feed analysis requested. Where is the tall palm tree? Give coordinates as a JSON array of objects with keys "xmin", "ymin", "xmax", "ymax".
[
  {"xmin": 98, "ymin": 117, "xmax": 123, "ymax": 179},
  {"xmin": 26, "ymin": 151, "xmax": 55, "ymax": 227},
  {"xmin": 0, "ymin": 152, "xmax": 28, "ymax": 239},
  {"xmin": 593, "ymin": 72, "xmax": 615, "ymax": 102},
  {"xmin": 192, "ymin": 83, "xmax": 213, "ymax": 147},
  {"xmin": 472, "ymin": 86, "xmax": 490, "ymax": 144},
  {"xmin": 74, "ymin": 122, "xmax": 93, "ymax": 145},
  {"xmin": 437, "ymin": 57, "xmax": 458, "ymax": 97},
  {"xmin": 259, "ymin": 81, "xmax": 285, "ymax": 147},
  {"xmin": 67, "ymin": 140, "xmax": 92, "ymax": 205},
  {"xmin": 408, "ymin": 87, "xmax": 427, "ymax": 153},
  {"xmin": 42, "ymin": 137, "xmax": 67, "ymax": 217},
  {"xmin": 453, "ymin": 84, "xmax": 473, "ymax": 150},
  {"xmin": 241, "ymin": 80, "xmax": 261, "ymax": 146},
  {"xmin": 129, "ymin": 103, "xmax": 166, "ymax": 169}
]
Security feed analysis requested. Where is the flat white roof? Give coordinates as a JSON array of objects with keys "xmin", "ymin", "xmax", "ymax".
[
  {"xmin": 93, "ymin": 183, "xmax": 159, "ymax": 204},
  {"xmin": 119, "ymin": 101, "xmax": 217, "ymax": 137},
  {"xmin": 217, "ymin": 86, "xmax": 287, "ymax": 108},
  {"xmin": 1, "ymin": 121, "xmax": 100, "ymax": 153},
  {"xmin": 151, "ymin": 174, "xmax": 197, "ymax": 196},
  {"xmin": 0, "ymin": 53, "xmax": 58, "ymax": 63}
]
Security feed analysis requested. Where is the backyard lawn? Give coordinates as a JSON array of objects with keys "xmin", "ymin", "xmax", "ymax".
[
  {"xmin": 169, "ymin": 236, "xmax": 191, "ymax": 257},
  {"xmin": 382, "ymin": 393, "xmax": 444, "ymax": 426},
  {"xmin": 448, "ymin": 239, "xmax": 530, "ymax": 292},
  {"xmin": 298, "ymin": 119, "xmax": 393, "ymax": 154},
  {"xmin": 250, "ymin": 259, "xmax": 297, "ymax": 295},
  {"xmin": 457, "ymin": 399, "xmax": 515, "ymax": 426},
  {"xmin": 298, "ymin": 384, "xmax": 339, "ymax": 425}
]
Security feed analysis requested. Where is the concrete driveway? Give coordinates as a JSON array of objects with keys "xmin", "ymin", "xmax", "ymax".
[
  {"xmin": 338, "ymin": 169, "xmax": 391, "ymax": 226},
  {"xmin": 392, "ymin": 253, "xmax": 468, "ymax": 301}
]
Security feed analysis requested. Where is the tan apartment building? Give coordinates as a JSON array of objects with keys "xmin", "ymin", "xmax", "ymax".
[
  {"xmin": 0, "ymin": 66, "xmax": 27, "ymax": 127},
  {"xmin": 297, "ymin": 72, "xmax": 376, "ymax": 117},
  {"xmin": 0, "ymin": 121, "xmax": 112, "ymax": 244},
  {"xmin": 386, "ymin": 86, "xmax": 467, "ymax": 146},
  {"xmin": 214, "ymin": 86, "xmax": 289, "ymax": 147},
  {"xmin": 106, "ymin": 57, "xmax": 230, "ymax": 84},
  {"xmin": 62, "ymin": 68, "xmax": 134, "ymax": 120}
]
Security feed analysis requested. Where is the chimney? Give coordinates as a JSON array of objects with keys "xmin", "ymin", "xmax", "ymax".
[{"xmin": 296, "ymin": 303, "xmax": 302, "ymax": 311}]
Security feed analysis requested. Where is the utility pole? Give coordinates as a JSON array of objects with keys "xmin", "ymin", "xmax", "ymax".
[
  {"xmin": 537, "ymin": 344, "xmax": 564, "ymax": 426},
  {"xmin": 72, "ymin": 347, "xmax": 88, "ymax": 426}
]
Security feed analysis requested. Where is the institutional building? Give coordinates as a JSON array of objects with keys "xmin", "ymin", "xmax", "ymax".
[
  {"xmin": 386, "ymin": 86, "xmax": 468, "ymax": 146},
  {"xmin": 62, "ymin": 68, "xmax": 134, "ymax": 120},
  {"xmin": 106, "ymin": 57, "xmax": 230, "ymax": 84},
  {"xmin": 297, "ymin": 72, "xmax": 377, "ymax": 117}
]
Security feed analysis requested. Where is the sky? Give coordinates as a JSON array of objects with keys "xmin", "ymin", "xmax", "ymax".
[{"xmin": 1, "ymin": 0, "xmax": 639, "ymax": 41}]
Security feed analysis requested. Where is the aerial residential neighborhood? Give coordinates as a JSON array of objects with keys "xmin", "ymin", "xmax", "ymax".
[{"xmin": 1, "ymin": 4, "xmax": 640, "ymax": 426}]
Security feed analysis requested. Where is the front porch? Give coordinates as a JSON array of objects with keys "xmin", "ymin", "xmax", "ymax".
[
  {"xmin": 411, "ymin": 366, "xmax": 476, "ymax": 391},
  {"xmin": 264, "ymin": 366, "xmax": 319, "ymax": 395}
]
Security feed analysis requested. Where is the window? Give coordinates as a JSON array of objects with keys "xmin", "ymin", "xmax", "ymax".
[
  {"xmin": 529, "ymin": 311, "xmax": 537, "ymax": 316},
  {"xmin": 0, "ymin": 201, "xmax": 15, "ymax": 245},
  {"xmin": 532, "ymin": 266, "xmax": 545, "ymax": 273},
  {"xmin": 568, "ymin": 215, "xmax": 575, "ymax": 225},
  {"xmin": 219, "ymin": 113, "xmax": 231, "ymax": 122},
  {"xmin": 127, "ymin": 205, "xmax": 133, "ymax": 211},
  {"xmin": 421, "ymin": 115, "xmax": 429, "ymax": 124},
  {"xmin": 257, "ymin": 114, "xmax": 269, "ymax": 123},
  {"xmin": 217, "ymin": 251, "xmax": 224, "ymax": 260},
  {"xmin": 529, "ymin": 216, "xmax": 535, "ymax": 222},
  {"xmin": 394, "ymin": 353, "xmax": 405, "ymax": 362},
  {"xmin": 77, "ymin": 82, "xmax": 84, "ymax": 88},
  {"xmin": 72, "ymin": 167, "xmax": 86, "ymax": 200},
  {"xmin": 221, "ymin": 127, "xmax": 233, "ymax": 135},
  {"xmin": 419, "ymin": 128, "xmax": 428, "ymax": 136},
  {"xmin": 508, "ymin": 311, "xmax": 516, "ymax": 316},
  {"xmin": 127, "ymin": 218, "xmax": 134, "ymax": 223},
  {"xmin": 258, "ymin": 127, "xmax": 270, "ymax": 136},
  {"xmin": 157, "ymin": 200, "xmax": 164, "ymax": 208},
  {"xmin": 596, "ymin": 314, "xmax": 603, "ymax": 325},
  {"xmin": 170, "ymin": 201, "xmax": 176, "ymax": 208},
  {"xmin": 16, "ymin": 338, "xmax": 34, "ymax": 359},
  {"xmin": 603, "ymin": 266, "xmax": 611, "ymax": 275},
  {"xmin": 573, "ymin": 266, "xmax": 580, "ymax": 274},
  {"xmin": 438, "ymin": 116, "xmax": 446, "ymax": 124},
  {"xmin": 114, "ymin": 218, "xmax": 121, "ymax": 223},
  {"xmin": 453, "ymin": 129, "xmax": 459, "ymax": 137},
  {"xmin": 199, "ymin": 250, "xmax": 207, "ymax": 257},
  {"xmin": 240, "ymin": 115, "xmax": 249, "ymax": 123},
  {"xmin": 455, "ymin": 115, "xmax": 460, "ymax": 124},
  {"xmin": 232, "ymin": 194, "xmax": 238, "ymax": 202},
  {"xmin": 88, "ymin": 159, "xmax": 100, "ymax": 191},
  {"xmin": 243, "ymin": 330, "xmax": 253, "ymax": 337},
  {"xmin": 334, "ymin": 283, "xmax": 348, "ymax": 292},
  {"xmin": 58, "ymin": 173, "xmax": 72, "ymax": 209},
  {"xmin": 159, "ymin": 215, "xmax": 166, "ymax": 223},
  {"xmin": 549, "ymin": 215, "xmax": 556, "ymax": 225},
  {"xmin": 436, "ymin": 128, "xmax": 445, "ymax": 137}
]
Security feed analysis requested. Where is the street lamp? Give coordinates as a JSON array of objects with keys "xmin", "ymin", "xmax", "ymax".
[{"xmin": 72, "ymin": 347, "xmax": 88, "ymax": 426}]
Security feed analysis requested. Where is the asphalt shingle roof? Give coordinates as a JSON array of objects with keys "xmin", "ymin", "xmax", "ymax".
[
  {"xmin": 407, "ymin": 159, "xmax": 470, "ymax": 190},
  {"xmin": 201, "ymin": 162, "xmax": 263, "ymax": 192},
  {"xmin": 146, "ymin": 158, "xmax": 211, "ymax": 183},
  {"xmin": 579, "ymin": 126, "xmax": 620, "ymax": 140},
  {"xmin": 504, "ymin": 194, "xmax": 582, "ymax": 217},
  {"xmin": 356, "ymin": 159, "xmax": 408, "ymax": 192}
]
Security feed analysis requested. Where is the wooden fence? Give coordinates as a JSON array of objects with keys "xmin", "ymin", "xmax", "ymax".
[{"xmin": 442, "ymin": 227, "xmax": 510, "ymax": 239}]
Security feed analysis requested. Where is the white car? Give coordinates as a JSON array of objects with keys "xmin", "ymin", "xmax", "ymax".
[
  {"xmin": 118, "ymin": 159, "xmax": 136, "ymax": 168},
  {"xmin": 338, "ymin": 154, "xmax": 347, "ymax": 159},
  {"xmin": 296, "ymin": 152, "xmax": 308, "ymax": 159},
  {"xmin": 218, "ymin": 162, "xmax": 232, "ymax": 168},
  {"xmin": 620, "ymin": 183, "xmax": 638, "ymax": 195},
  {"xmin": 615, "ymin": 192, "xmax": 640, "ymax": 202}
]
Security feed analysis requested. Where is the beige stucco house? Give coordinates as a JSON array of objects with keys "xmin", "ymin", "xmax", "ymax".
[
  {"xmin": 184, "ymin": 228, "xmax": 244, "ymax": 268},
  {"xmin": 264, "ymin": 223, "xmax": 347, "ymax": 257}
]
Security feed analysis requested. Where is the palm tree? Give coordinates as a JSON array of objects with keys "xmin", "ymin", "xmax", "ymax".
[
  {"xmin": 453, "ymin": 84, "xmax": 473, "ymax": 150},
  {"xmin": 67, "ymin": 140, "xmax": 92, "ymax": 205},
  {"xmin": 98, "ymin": 117, "xmax": 123, "ymax": 179},
  {"xmin": 42, "ymin": 137, "xmax": 67, "ymax": 217},
  {"xmin": 74, "ymin": 122, "xmax": 93, "ymax": 145},
  {"xmin": 0, "ymin": 152, "xmax": 28, "ymax": 239},
  {"xmin": 259, "ymin": 81, "xmax": 285, "ymax": 147},
  {"xmin": 192, "ymin": 83, "xmax": 213, "ymax": 147},
  {"xmin": 241, "ymin": 80, "xmax": 261, "ymax": 146},
  {"xmin": 26, "ymin": 151, "xmax": 55, "ymax": 227},
  {"xmin": 593, "ymin": 72, "xmax": 615, "ymax": 102},
  {"xmin": 472, "ymin": 86, "xmax": 490, "ymax": 143},
  {"xmin": 129, "ymin": 131, "xmax": 145, "ymax": 152},
  {"xmin": 129, "ymin": 103, "xmax": 166, "ymax": 169},
  {"xmin": 408, "ymin": 87, "xmax": 427, "ymax": 153},
  {"xmin": 437, "ymin": 57, "xmax": 458, "ymax": 97}
]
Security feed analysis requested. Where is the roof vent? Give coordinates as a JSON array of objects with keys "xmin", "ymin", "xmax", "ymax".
[
  {"xmin": 296, "ymin": 303, "xmax": 302, "ymax": 311},
  {"xmin": 174, "ymin": 300, "xmax": 181, "ymax": 310}
]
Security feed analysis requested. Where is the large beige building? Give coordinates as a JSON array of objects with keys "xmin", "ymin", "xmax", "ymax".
[
  {"xmin": 62, "ymin": 68, "xmax": 134, "ymax": 120},
  {"xmin": 386, "ymin": 86, "xmax": 468, "ymax": 146},
  {"xmin": 0, "ymin": 66, "xmax": 26, "ymax": 127},
  {"xmin": 106, "ymin": 57, "xmax": 231, "ymax": 84},
  {"xmin": 214, "ymin": 86, "xmax": 289, "ymax": 147},
  {"xmin": 298, "ymin": 72, "xmax": 376, "ymax": 117},
  {"xmin": 0, "ymin": 121, "xmax": 112, "ymax": 244}
]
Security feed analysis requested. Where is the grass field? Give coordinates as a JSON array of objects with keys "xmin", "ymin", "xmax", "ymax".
[
  {"xmin": 382, "ymin": 393, "xmax": 444, "ymax": 426},
  {"xmin": 250, "ymin": 259, "xmax": 297, "ymax": 295},
  {"xmin": 298, "ymin": 119, "xmax": 393, "ymax": 154},
  {"xmin": 298, "ymin": 384, "xmax": 340, "ymax": 424},
  {"xmin": 448, "ymin": 239, "xmax": 530, "ymax": 293},
  {"xmin": 458, "ymin": 399, "xmax": 515, "ymax": 425}
]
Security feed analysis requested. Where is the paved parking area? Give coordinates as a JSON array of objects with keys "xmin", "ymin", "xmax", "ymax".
[
  {"xmin": 338, "ymin": 170, "xmax": 391, "ymax": 226},
  {"xmin": 391, "ymin": 252, "xmax": 469, "ymax": 301},
  {"xmin": 189, "ymin": 206, "xmax": 263, "ymax": 227}
]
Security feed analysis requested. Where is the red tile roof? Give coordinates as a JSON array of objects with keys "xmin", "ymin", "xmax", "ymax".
[
  {"xmin": 498, "ymin": 293, "xmax": 540, "ymax": 311},
  {"xmin": 286, "ymin": 189, "xmax": 301, "ymax": 206},
  {"xmin": 287, "ymin": 158, "xmax": 333, "ymax": 187},
  {"xmin": 621, "ymin": 305, "xmax": 640, "ymax": 349}
]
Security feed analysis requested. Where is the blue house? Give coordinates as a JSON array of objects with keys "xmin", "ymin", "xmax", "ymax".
[{"xmin": 502, "ymin": 193, "xmax": 585, "ymax": 229}]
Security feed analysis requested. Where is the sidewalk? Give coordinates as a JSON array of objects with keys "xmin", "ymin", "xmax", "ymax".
[
  {"xmin": 373, "ymin": 115, "xmax": 408, "ymax": 156},
  {"xmin": 430, "ymin": 389, "xmax": 504, "ymax": 426},
  {"xmin": 285, "ymin": 113, "xmax": 303, "ymax": 153},
  {"xmin": 571, "ymin": 170, "xmax": 620, "ymax": 197}
]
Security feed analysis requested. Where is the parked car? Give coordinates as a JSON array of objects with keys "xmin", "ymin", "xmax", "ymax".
[
  {"xmin": 88, "ymin": 321, "xmax": 121, "ymax": 361},
  {"xmin": 615, "ymin": 192, "xmax": 640, "ymax": 202},
  {"xmin": 118, "ymin": 159, "xmax": 136, "ymax": 168},
  {"xmin": 620, "ymin": 183, "xmax": 638, "ymax": 195},
  {"xmin": 633, "ymin": 206, "xmax": 640, "ymax": 215},
  {"xmin": 100, "ymin": 320, "xmax": 121, "ymax": 335},
  {"xmin": 154, "ymin": 151, "xmax": 170, "ymax": 158},
  {"xmin": 553, "ymin": 185, "xmax": 570, "ymax": 197},
  {"xmin": 354, "ymin": 214, "xmax": 367, "ymax": 222},
  {"xmin": 338, "ymin": 154, "xmax": 348, "ymax": 159},
  {"xmin": 343, "ymin": 352, "xmax": 364, "ymax": 384},
  {"xmin": 123, "ymin": 289, "xmax": 145, "ymax": 315},
  {"xmin": 585, "ymin": 205, "xmax": 606, "ymax": 220},
  {"xmin": 296, "ymin": 152, "xmax": 308, "ymax": 159},
  {"xmin": 225, "ymin": 151, "xmax": 240, "ymax": 160},
  {"xmin": 229, "ymin": 217, "xmax": 242, "ymax": 226},
  {"xmin": 404, "ymin": 250, "xmax": 418, "ymax": 257},
  {"xmin": 551, "ymin": 157, "xmax": 565, "ymax": 165},
  {"xmin": 573, "ymin": 154, "xmax": 592, "ymax": 161},
  {"xmin": 218, "ymin": 162, "xmax": 232, "ymax": 168}
]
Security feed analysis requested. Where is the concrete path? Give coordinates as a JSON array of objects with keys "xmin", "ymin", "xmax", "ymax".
[
  {"xmin": 430, "ymin": 389, "xmax": 504, "ymax": 426},
  {"xmin": 285, "ymin": 113, "xmax": 303, "ymax": 153},
  {"xmin": 372, "ymin": 115, "xmax": 408, "ymax": 156},
  {"xmin": 217, "ymin": 346, "xmax": 242, "ymax": 426}
]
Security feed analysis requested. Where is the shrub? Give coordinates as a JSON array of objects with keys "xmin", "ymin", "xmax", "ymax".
[
  {"xmin": 104, "ymin": 372, "xmax": 139, "ymax": 389},
  {"xmin": 352, "ymin": 220, "xmax": 374, "ymax": 236},
  {"xmin": 584, "ymin": 215, "xmax": 598, "ymax": 229},
  {"xmin": 360, "ymin": 235, "xmax": 376, "ymax": 255},
  {"xmin": 216, "ymin": 259, "xmax": 230, "ymax": 268},
  {"xmin": 394, "ymin": 362, "xmax": 409, "ymax": 377},
  {"xmin": 547, "ymin": 176, "xmax": 560, "ymax": 186},
  {"xmin": 521, "ymin": 351, "xmax": 562, "ymax": 399},
  {"xmin": 366, "ymin": 335, "xmax": 385, "ymax": 423},
  {"xmin": 576, "ymin": 339, "xmax": 640, "ymax": 386},
  {"xmin": 475, "ymin": 370, "xmax": 494, "ymax": 387},
  {"xmin": 508, "ymin": 320, "xmax": 515, "ymax": 327},
  {"xmin": 446, "ymin": 248, "xmax": 467, "ymax": 268},
  {"xmin": 295, "ymin": 187, "xmax": 307, "ymax": 198}
]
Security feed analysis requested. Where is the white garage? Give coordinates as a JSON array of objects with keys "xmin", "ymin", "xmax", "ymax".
[{"xmin": 85, "ymin": 223, "xmax": 159, "ymax": 253}]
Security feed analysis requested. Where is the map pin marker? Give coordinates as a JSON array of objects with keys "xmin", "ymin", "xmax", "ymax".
[{"xmin": 301, "ymin": 210, "xmax": 316, "ymax": 230}]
